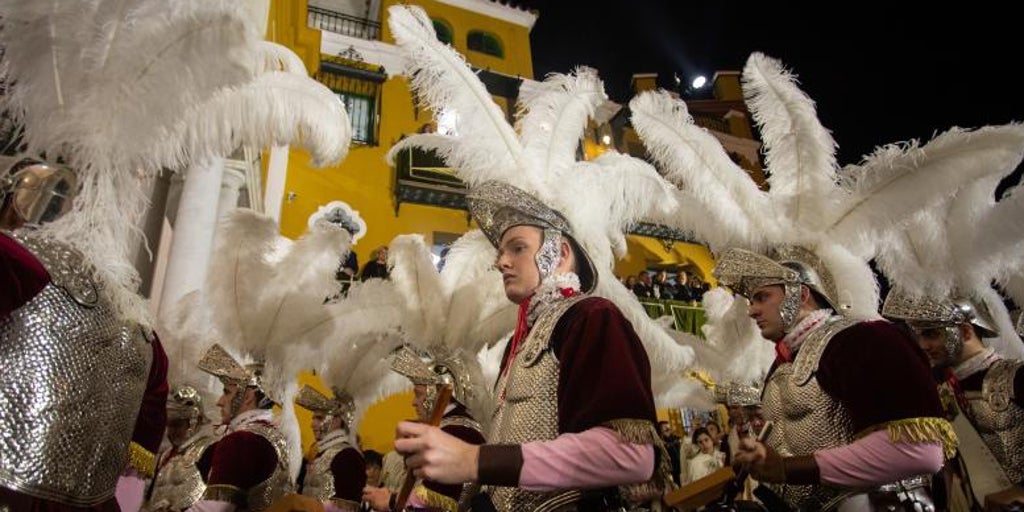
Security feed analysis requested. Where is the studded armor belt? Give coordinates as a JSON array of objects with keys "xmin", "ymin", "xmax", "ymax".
[
  {"xmin": 147, "ymin": 435, "xmax": 216, "ymax": 511},
  {"xmin": 486, "ymin": 296, "xmax": 584, "ymax": 512},
  {"xmin": 0, "ymin": 232, "xmax": 153, "ymax": 506},
  {"xmin": 964, "ymin": 359, "xmax": 1024, "ymax": 484}
]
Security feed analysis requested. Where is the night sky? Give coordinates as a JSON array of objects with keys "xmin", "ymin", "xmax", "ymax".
[{"xmin": 514, "ymin": 2, "xmax": 1024, "ymax": 176}]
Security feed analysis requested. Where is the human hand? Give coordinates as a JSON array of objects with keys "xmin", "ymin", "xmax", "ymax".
[
  {"xmin": 394, "ymin": 421, "xmax": 480, "ymax": 484},
  {"xmin": 361, "ymin": 486, "xmax": 391, "ymax": 511}
]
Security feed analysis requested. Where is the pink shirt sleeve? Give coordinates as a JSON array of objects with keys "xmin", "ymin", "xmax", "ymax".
[
  {"xmin": 519, "ymin": 427, "xmax": 655, "ymax": 492},
  {"xmin": 813, "ymin": 429, "xmax": 944, "ymax": 488},
  {"xmin": 115, "ymin": 469, "xmax": 145, "ymax": 512}
]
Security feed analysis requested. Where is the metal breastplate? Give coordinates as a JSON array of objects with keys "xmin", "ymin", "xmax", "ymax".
[
  {"xmin": 965, "ymin": 359, "xmax": 1024, "ymax": 484},
  {"xmin": 301, "ymin": 441, "xmax": 352, "ymax": 502},
  {"xmin": 487, "ymin": 296, "xmax": 584, "ymax": 512},
  {"xmin": 237, "ymin": 421, "xmax": 294, "ymax": 511},
  {"xmin": 0, "ymin": 232, "xmax": 153, "ymax": 506},
  {"xmin": 761, "ymin": 318, "xmax": 858, "ymax": 510},
  {"xmin": 147, "ymin": 435, "xmax": 215, "ymax": 511}
]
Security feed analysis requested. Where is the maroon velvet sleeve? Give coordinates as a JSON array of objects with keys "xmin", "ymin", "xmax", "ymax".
[
  {"xmin": 329, "ymin": 447, "xmax": 366, "ymax": 502},
  {"xmin": 552, "ymin": 297, "xmax": 658, "ymax": 434},
  {"xmin": 207, "ymin": 431, "xmax": 278, "ymax": 489},
  {"xmin": 816, "ymin": 320, "xmax": 945, "ymax": 434},
  {"xmin": 422, "ymin": 422, "xmax": 486, "ymax": 500},
  {"xmin": 0, "ymin": 232, "xmax": 49, "ymax": 319},
  {"xmin": 131, "ymin": 334, "xmax": 169, "ymax": 454}
]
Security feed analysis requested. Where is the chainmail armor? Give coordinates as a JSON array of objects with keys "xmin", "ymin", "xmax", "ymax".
[
  {"xmin": 300, "ymin": 436, "xmax": 353, "ymax": 502},
  {"xmin": 235, "ymin": 421, "xmax": 294, "ymax": 511},
  {"xmin": 147, "ymin": 434, "xmax": 216, "ymax": 511},
  {"xmin": 964, "ymin": 359, "xmax": 1024, "ymax": 484},
  {"xmin": 0, "ymin": 232, "xmax": 153, "ymax": 506},
  {"xmin": 486, "ymin": 296, "xmax": 585, "ymax": 511}
]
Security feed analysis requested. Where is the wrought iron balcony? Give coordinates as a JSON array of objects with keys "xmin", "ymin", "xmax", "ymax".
[{"xmin": 307, "ymin": 6, "xmax": 381, "ymax": 40}]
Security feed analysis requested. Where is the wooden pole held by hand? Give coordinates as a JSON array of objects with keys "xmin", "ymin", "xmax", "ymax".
[{"xmin": 393, "ymin": 384, "xmax": 453, "ymax": 511}]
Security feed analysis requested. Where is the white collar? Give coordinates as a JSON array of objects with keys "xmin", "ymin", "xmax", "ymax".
[
  {"xmin": 781, "ymin": 309, "xmax": 834, "ymax": 354},
  {"xmin": 953, "ymin": 347, "xmax": 1000, "ymax": 380},
  {"xmin": 228, "ymin": 408, "xmax": 273, "ymax": 431}
]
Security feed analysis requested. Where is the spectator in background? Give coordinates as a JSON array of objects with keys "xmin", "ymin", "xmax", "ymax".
[
  {"xmin": 363, "ymin": 450, "xmax": 384, "ymax": 488},
  {"xmin": 633, "ymin": 271, "xmax": 653, "ymax": 298},
  {"xmin": 652, "ymin": 270, "xmax": 674, "ymax": 299},
  {"xmin": 689, "ymin": 274, "xmax": 710, "ymax": 299},
  {"xmin": 685, "ymin": 428, "xmax": 726, "ymax": 483},
  {"xmin": 360, "ymin": 246, "xmax": 389, "ymax": 281},
  {"xmin": 673, "ymin": 271, "xmax": 695, "ymax": 302},
  {"xmin": 659, "ymin": 421, "xmax": 683, "ymax": 486}
]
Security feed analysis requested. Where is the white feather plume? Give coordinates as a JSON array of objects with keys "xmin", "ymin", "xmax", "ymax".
[
  {"xmin": 690, "ymin": 288, "xmax": 775, "ymax": 385},
  {"xmin": 440, "ymin": 230, "xmax": 517, "ymax": 353},
  {"xmin": 629, "ymin": 90, "xmax": 768, "ymax": 250},
  {"xmin": 830, "ymin": 125, "xmax": 1024, "ymax": 257},
  {"xmin": 255, "ymin": 41, "xmax": 308, "ymax": 75},
  {"xmin": 742, "ymin": 52, "xmax": 838, "ymax": 230},
  {"xmin": 517, "ymin": 67, "xmax": 606, "ymax": 180},
  {"xmin": 172, "ymin": 71, "xmax": 351, "ymax": 168},
  {"xmin": 385, "ymin": 134, "xmax": 457, "ymax": 167},
  {"xmin": 386, "ymin": 4, "xmax": 523, "ymax": 185},
  {"xmin": 387, "ymin": 234, "xmax": 447, "ymax": 347}
]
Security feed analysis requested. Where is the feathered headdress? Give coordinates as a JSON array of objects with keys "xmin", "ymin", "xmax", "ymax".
[
  {"xmin": 630, "ymin": 52, "xmax": 1024, "ymax": 320},
  {"xmin": 877, "ymin": 172, "xmax": 1024, "ymax": 360},
  {"xmin": 0, "ymin": 0, "xmax": 350, "ymax": 326},
  {"xmin": 159, "ymin": 290, "xmax": 220, "ymax": 421},
  {"xmin": 385, "ymin": 4, "xmax": 702, "ymax": 409},
  {"xmin": 202, "ymin": 208, "xmax": 355, "ymax": 479}
]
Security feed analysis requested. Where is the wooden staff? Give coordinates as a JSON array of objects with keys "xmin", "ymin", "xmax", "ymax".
[{"xmin": 393, "ymin": 384, "xmax": 453, "ymax": 511}]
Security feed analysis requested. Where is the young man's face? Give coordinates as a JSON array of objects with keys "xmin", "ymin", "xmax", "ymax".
[
  {"xmin": 913, "ymin": 325, "xmax": 954, "ymax": 368},
  {"xmin": 495, "ymin": 225, "xmax": 544, "ymax": 304},
  {"xmin": 748, "ymin": 285, "xmax": 787, "ymax": 341},
  {"xmin": 166, "ymin": 417, "xmax": 193, "ymax": 447}
]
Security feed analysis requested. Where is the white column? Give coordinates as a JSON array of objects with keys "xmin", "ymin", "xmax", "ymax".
[
  {"xmin": 157, "ymin": 158, "xmax": 226, "ymax": 319},
  {"xmin": 263, "ymin": 145, "xmax": 290, "ymax": 223},
  {"xmin": 217, "ymin": 165, "xmax": 247, "ymax": 222}
]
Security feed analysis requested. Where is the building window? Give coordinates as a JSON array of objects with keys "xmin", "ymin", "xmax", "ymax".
[
  {"xmin": 314, "ymin": 56, "xmax": 386, "ymax": 145},
  {"xmin": 467, "ymin": 30, "xmax": 503, "ymax": 58},
  {"xmin": 432, "ymin": 18, "xmax": 453, "ymax": 45}
]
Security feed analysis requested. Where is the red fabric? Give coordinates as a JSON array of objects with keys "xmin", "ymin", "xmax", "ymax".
[
  {"xmin": 203, "ymin": 430, "xmax": 279, "ymax": 489},
  {"xmin": 774, "ymin": 342, "xmax": 792, "ymax": 364},
  {"xmin": 329, "ymin": 446, "xmax": 367, "ymax": 502},
  {"xmin": 423, "ymin": 406, "xmax": 486, "ymax": 502},
  {"xmin": 815, "ymin": 320, "xmax": 945, "ymax": 434},
  {"xmin": 501, "ymin": 297, "xmax": 533, "ymax": 378},
  {"xmin": 0, "ymin": 488, "xmax": 119, "ymax": 512},
  {"xmin": 132, "ymin": 334, "xmax": 169, "ymax": 456},
  {"xmin": 0, "ymin": 231, "xmax": 49, "ymax": 319},
  {"xmin": 551, "ymin": 297, "xmax": 658, "ymax": 434}
]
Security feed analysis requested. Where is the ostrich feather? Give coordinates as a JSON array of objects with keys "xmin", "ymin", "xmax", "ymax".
[
  {"xmin": 629, "ymin": 90, "xmax": 767, "ymax": 249},
  {"xmin": 386, "ymin": 4, "xmax": 523, "ymax": 186},
  {"xmin": 962, "ymin": 187, "xmax": 1024, "ymax": 288},
  {"xmin": 205, "ymin": 209, "xmax": 278, "ymax": 352},
  {"xmin": 875, "ymin": 209, "xmax": 956, "ymax": 298},
  {"xmin": 157, "ymin": 290, "xmax": 220, "ymax": 410},
  {"xmin": 172, "ymin": 71, "xmax": 351, "ymax": 168},
  {"xmin": 255, "ymin": 40, "xmax": 307, "ymax": 75},
  {"xmin": 656, "ymin": 379, "xmax": 716, "ymax": 411},
  {"xmin": 517, "ymin": 67, "xmax": 606, "ymax": 179},
  {"xmin": 830, "ymin": 125, "xmax": 1024, "ymax": 257},
  {"xmin": 687, "ymin": 288, "xmax": 775, "ymax": 385},
  {"xmin": 387, "ymin": 234, "xmax": 447, "ymax": 347},
  {"xmin": 597, "ymin": 278, "xmax": 695, "ymax": 396},
  {"xmin": 438, "ymin": 231, "xmax": 516, "ymax": 353},
  {"xmin": 258, "ymin": 222, "xmax": 352, "ymax": 356},
  {"xmin": 385, "ymin": 133, "xmax": 457, "ymax": 166},
  {"xmin": 742, "ymin": 52, "xmax": 838, "ymax": 229}
]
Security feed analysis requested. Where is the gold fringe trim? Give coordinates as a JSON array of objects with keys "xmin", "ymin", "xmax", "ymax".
[
  {"xmin": 602, "ymin": 418, "xmax": 661, "ymax": 445},
  {"xmin": 413, "ymin": 483, "xmax": 459, "ymax": 512},
  {"xmin": 602, "ymin": 418, "xmax": 678, "ymax": 502},
  {"xmin": 127, "ymin": 441, "xmax": 156, "ymax": 477},
  {"xmin": 856, "ymin": 417, "xmax": 959, "ymax": 460}
]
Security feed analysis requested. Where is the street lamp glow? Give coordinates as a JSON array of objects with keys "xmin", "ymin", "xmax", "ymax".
[
  {"xmin": 691, "ymin": 75, "xmax": 707, "ymax": 89},
  {"xmin": 601, "ymin": 134, "xmax": 611, "ymax": 145}
]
